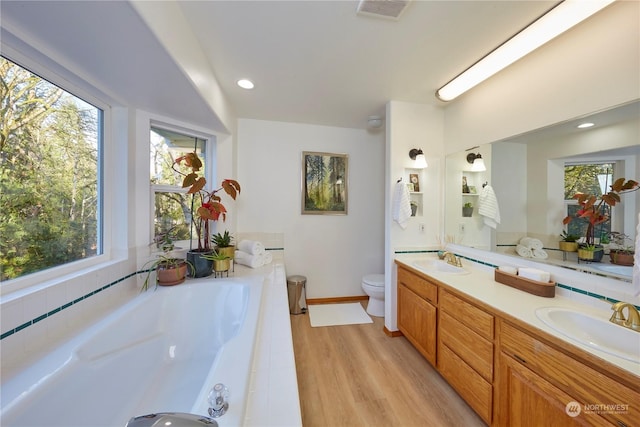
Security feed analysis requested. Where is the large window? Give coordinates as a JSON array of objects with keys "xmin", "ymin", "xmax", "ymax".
[
  {"xmin": 150, "ymin": 126, "xmax": 207, "ymax": 244},
  {"xmin": 0, "ymin": 57, "xmax": 102, "ymax": 282},
  {"xmin": 564, "ymin": 162, "xmax": 614, "ymax": 241}
]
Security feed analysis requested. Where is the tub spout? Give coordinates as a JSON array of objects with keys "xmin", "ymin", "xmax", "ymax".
[
  {"xmin": 208, "ymin": 383, "xmax": 230, "ymax": 418},
  {"xmin": 126, "ymin": 412, "xmax": 218, "ymax": 426}
]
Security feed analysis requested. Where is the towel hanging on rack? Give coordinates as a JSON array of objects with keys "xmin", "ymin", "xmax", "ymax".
[{"xmin": 392, "ymin": 180, "xmax": 412, "ymax": 229}]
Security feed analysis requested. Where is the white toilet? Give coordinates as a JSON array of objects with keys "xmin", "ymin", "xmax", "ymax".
[{"xmin": 362, "ymin": 274, "xmax": 385, "ymax": 317}]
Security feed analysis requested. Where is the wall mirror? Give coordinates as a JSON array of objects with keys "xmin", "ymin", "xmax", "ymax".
[{"xmin": 444, "ymin": 100, "xmax": 640, "ymax": 282}]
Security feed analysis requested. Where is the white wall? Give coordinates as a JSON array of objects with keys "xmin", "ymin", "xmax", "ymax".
[
  {"xmin": 236, "ymin": 119, "xmax": 385, "ymax": 299},
  {"xmin": 443, "ymin": 1, "xmax": 640, "ymax": 153}
]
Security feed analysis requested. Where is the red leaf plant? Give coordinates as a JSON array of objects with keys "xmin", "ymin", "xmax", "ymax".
[
  {"xmin": 173, "ymin": 152, "xmax": 241, "ymax": 251},
  {"xmin": 562, "ymin": 177, "xmax": 638, "ymax": 246}
]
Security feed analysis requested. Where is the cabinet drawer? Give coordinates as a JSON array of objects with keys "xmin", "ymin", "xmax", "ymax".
[
  {"xmin": 501, "ymin": 321, "xmax": 640, "ymax": 427},
  {"xmin": 440, "ymin": 311, "xmax": 493, "ymax": 382},
  {"xmin": 440, "ymin": 290, "xmax": 493, "ymax": 340},
  {"xmin": 439, "ymin": 343, "xmax": 493, "ymax": 424},
  {"xmin": 398, "ymin": 267, "xmax": 437, "ymax": 304}
]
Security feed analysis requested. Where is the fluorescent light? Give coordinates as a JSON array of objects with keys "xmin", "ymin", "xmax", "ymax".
[
  {"xmin": 577, "ymin": 122, "xmax": 595, "ymax": 128},
  {"xmin": 237, "ymin": 79, "xmax": 254, "ymax": 89},
  {"xmin": 436, "ymin": 0, "xmax": 615, "ymax": 102}
]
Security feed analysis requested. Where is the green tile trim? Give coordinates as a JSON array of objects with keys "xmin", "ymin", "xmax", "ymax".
[{"xmin": 0, "ymin": 270, "xmax": 140, "ymax": 341}]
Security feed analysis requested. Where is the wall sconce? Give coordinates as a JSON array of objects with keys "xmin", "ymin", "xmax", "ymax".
[
  {"xmin": 436, "ymin": 0, "xmax": 615, "ymax": 101},
  {"xmin": 466, "ymin": 152, "xmax": 486, "ymax": 172},
  {"xmin": 409, "ymin": 148, "xmax": 428, "ymax": 169}
]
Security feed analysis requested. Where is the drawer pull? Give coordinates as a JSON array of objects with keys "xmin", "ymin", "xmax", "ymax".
[{"xmin": 513, "ymin": 354, "xmax": 527, "ymax": 364}]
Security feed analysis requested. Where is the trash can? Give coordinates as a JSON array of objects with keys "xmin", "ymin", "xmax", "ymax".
[{"xmin": 287, "ymin": 275, "xmax": 307, "ymax": 315}]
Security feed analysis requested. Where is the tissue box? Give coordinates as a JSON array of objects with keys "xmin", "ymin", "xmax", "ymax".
[{"xmin": 494, "ymin": 268, "xmax": 555, "ymax": 298}]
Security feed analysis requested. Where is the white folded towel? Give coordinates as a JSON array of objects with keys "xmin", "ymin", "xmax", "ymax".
[
  {"xmin": 532, "ymin": 248, "xmax": 548, "ymax": 259},
  {"xmin": 516, "ymin": 244, "xmax": 532, "ymax": 258},
  {"xmin": 392, "ymin": 181, "xmax": 412, "ymax": 229},
  {"xmin": 263, "ymin": 252, "xmax": 273, "ymax": 265},
  {"xmin": 520, "ymin": 237, "xmax": 543, "ymax": 250},
  {"xmin": 238, "ymin": 240, "xmax": 265, "ymax": 255},
  {"xmin": 478, "ymin": 185, "xmax": 501, "ymax": 229},
  {"xmin": 234, "ymin": 250, "xmax": 265, "ymax": 268},
  {"xmin": 518, "ymin": 267, "xmax": 551, "ymax": 283}
]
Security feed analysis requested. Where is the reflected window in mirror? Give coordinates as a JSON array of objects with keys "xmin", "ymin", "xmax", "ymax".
[{"xmin": 564, "ymin": 162, "xmax": 614, "ymax": 242}]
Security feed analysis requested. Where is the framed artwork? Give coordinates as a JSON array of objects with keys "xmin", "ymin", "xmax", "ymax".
[
  {"xmin": 409, "ymin": 173, "xmax": 420, "ymax": 192},
  {"xmin": 302, "ymin": 151, "xmax": 348, "ymax": 215}
]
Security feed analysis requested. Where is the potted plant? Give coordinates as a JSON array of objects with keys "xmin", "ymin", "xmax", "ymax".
[
  {"xmin": 462, "ymin": 202, "xmax": 473, "ymax": 217},
  {"xmin": 563, "ymin": 177, "xmax": 638, "ymax": 262},
  {"xmin": 410, "ymin": 201, "xmax": 418, "ymax": 217},
  {"xmin": 202, "ymin": 250, "xmax": 232, "ymax": 274},
  {"xmin": 172, "ymin": 152, "xmax": 241, "ymax": 278},
  {"xmin": 558, "ymin": 231, "xmax": 580, "ymax": 252},
  {"xmin": 608, "ymin": 232, "xmax": 635, "ymax": 266},
  {"xmin": 212, "ymin": 230, "xmax": 235, "ymax": 260},
  {"xmin": 140, "ymin": 232, "xmax": 192, "ymax": 290}
]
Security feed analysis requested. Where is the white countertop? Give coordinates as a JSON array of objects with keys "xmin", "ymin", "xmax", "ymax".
[{"xmin": 395, "ymin": 253, "xmax": 640, "ymax": 378}]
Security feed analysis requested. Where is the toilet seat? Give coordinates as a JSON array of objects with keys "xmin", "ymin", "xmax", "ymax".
[{"xmin": 362, "ymin": 274, "xmax": 384, "ymax": 287}]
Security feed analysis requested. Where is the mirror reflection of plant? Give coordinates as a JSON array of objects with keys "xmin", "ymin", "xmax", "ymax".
[
  {"xmin": 172, "ymin": 152, "xmax": 241, "ymax": 252},
  {"xmin": 608, "ymin": 232, "xmax": 635, "ymax": 254},
  {"xmin": 563, "ymin": 177, "xmax": 638, "ymax": 246}
]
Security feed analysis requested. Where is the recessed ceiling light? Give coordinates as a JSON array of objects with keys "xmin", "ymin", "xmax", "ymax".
[
  {"xmin": 237, "ymin": 79, "xmax": 254, "ymax": 89},
  {"xmin": 577, "ymin": 122, "xmax": 595, "ymax": 129}
]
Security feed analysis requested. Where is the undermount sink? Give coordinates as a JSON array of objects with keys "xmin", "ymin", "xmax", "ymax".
[
  {"xmin": 535, "ymin": 307, "xmax": 640, "ymax": 364},
  {"xmin": 412, "ymin": 259, "xmax": 469, "ymax": 275}
]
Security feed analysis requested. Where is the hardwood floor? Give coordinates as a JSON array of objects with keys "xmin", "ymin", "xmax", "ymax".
[{"xmin": 290, "ymin": 303, "xmax": 486, "ymax": 427}]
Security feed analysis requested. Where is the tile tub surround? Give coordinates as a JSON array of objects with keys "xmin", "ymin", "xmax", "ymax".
[{"xmin": 394, "ymin": 252, "xmax": 640, "ymax": 377}]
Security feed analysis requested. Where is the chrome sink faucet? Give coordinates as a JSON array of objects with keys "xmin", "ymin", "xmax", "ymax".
[
  {"xmin": 609, "ymin": 302, "xmax": 640, "ymax": 332},
  {"xmin": 442, "ymin": 251, "xmax": 462, "ymax": 268}
]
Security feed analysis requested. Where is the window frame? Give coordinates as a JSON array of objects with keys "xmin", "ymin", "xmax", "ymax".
[{"xmin": 0, "ymin": 50, "xmax": 113, "ymax": 295}]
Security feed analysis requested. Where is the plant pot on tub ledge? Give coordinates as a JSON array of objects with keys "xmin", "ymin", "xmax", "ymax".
[
  {"xmin": 202, "ymin": 250, "xmax": 232, "ymax": 276},
  {"xmin": 608, "ymin": 232, "xmax": 635, "ymax": 266},
  {"xmin": 558, "ymin": 231, "xmax": 580, "ymax": 252},
  {"xmin": 577, "ymin": 244, "xmax": 604, "ymax": 262},
  {"xmin": 172, "ymin": 152, "xmax": 241, "ymax": 278}
]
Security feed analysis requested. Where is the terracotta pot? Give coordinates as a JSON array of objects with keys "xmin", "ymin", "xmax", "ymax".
[
  {"xmin": 157, "ymin": 262, "xmax": 187, "ymax": 286},
  {"xmin": 558, "ymin": 241, "xmax": 578, "ymax": 252},
  {"xmin": 609, "ymin": 250, "xmax": 634, "ymax": 266}
]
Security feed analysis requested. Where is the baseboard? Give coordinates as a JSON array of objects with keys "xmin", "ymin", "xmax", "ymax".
[
  {"xmin": 306, "ymin": 295, "xmax": 368, "ymax": 305},
  {"xmin": 384, "ymin": 327, "xmax": 403, "ymax": 337}
]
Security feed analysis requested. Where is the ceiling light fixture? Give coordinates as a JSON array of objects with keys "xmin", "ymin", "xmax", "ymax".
[
  {"xmin": 237, "ymin": 79, "xmax": 254, "ymax": 89},
  {"xmin": 436, "ymin": 0, "xmax": 615, "ymax": 102},
  {"xmin": 577, "ymin": 122, "xmax": 595, "ymax": 129},
  {"xmin": 409, "ymin": 148, "xmax": 428, "ymax": 169},
  {"xmin": 368, "ymin": 115, "xmax": 384, "ymax": 129},
  {"xmin": 466, "ymin": 152, "xmax": 486, "ymax": 172}
]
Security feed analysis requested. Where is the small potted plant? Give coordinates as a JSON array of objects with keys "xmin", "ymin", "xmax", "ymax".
[
  {"xmin": 608, "ymin": 232, "xmax": 635, "ymax": 266},
  {"xmin": 172, "ymin": 152, "xmax": 240, "ymax": 278},
  {"xmin": 462, "ymin": 202, "xmax": 473, "ymax": 217},
  {"xmin": 140, "ymin": 232, "xmax": 192, "ymax": 291},
  {"xmin": 558, "ymin": 231, "xmax": 580, "ymax": 252},
  {"xmin": 563, "ymin": 177, "xmax": 638, "ymax": 262},
  {"xmin": 212, "ymin": 230, "xmax": 235, "ymax": 260},
  {"xmin": 202, "ymin": 250, "xmax": 232, "ymax": 274},
  {"xmin": 410, "ymin": 201, "xmax": 418, "ymax": 217}
]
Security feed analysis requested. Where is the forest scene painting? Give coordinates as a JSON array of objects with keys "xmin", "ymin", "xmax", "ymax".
[{"xmin": 302, "ymin": 152, "xmax": 348, "ymax": 215}]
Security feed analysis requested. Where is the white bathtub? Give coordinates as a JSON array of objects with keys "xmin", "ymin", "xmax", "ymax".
[{"xmin": 1, "ymin": 275, "xmax": 265, "ymax": 427}]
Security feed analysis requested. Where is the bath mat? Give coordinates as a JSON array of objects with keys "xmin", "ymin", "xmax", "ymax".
[{"xmin": 308, "ymin": 303, "xmax": 373, "ymax": 327}]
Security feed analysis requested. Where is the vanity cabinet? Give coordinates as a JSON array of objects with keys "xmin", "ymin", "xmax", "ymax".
[
  {"xmin": 438, "ymin": 290, "xmax": 495, "ymax": 424},
  {"xmin": 397, "ymin": 266, "xmax": 437, "ymax": 365},
  {"xmin": 497, "ymin": 321, "xmax": 639, "ymax": 427}
]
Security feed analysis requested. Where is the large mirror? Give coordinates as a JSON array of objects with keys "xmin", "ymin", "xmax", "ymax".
[{"xmin": 445, "ymin": 100, "xmax": 640, "ymax": 281}]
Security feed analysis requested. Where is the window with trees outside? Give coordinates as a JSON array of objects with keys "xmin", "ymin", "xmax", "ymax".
[
  {"xmin": 1, "ymin": 57, "xmax": 103, "ymax": 282},
  {"xmin": 564, "ymin": 162, "xmax": 614, "ymax": 242},
  {"xmin": 150, "ymin": 127, "xmax": 207, "ymax": 245}
]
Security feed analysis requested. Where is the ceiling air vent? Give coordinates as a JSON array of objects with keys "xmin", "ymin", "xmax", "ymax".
[{"xmin": 356, "ymin": 0, "xmax": 410, "ymax": 20}]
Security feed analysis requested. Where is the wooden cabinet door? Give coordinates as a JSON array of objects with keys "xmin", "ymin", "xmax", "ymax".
[
  {"xmin": 398, "ymin": 284, "xmax": 437, "ymax": 366},
  {"xmin": 497, "ymin": 352, "xmax": 609, "ymax": 427}
]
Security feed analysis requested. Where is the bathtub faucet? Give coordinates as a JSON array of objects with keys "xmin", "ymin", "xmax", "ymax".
[{"xmin": 208, "ymin": 383, "xmax": 230, "ymax": 418}]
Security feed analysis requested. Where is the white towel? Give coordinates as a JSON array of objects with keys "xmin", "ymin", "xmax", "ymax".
[
  {"xmin": 516, "ymin": 244, "xmax": 532, "ymax": 258},
  {"xmin": 478, "ymin": 185, "xmax": 501, "ymax": 229},
  {"xmin": 234, "ymin": 250, "xmax": 265, "ymax": 268},
  {"xmin": 532, "ymin": 248, "xmax": 548, "ymax": 259},
  {"xmin": 520, "ymin": 237, "xmax": 543, "ymax": 250},
  {"xmin": 392, "ymin": 181, "xmax": 412, "ymax": 229},
  {"xmin": 263, "ymin": 251, "xmax": 273, "ymax": 265},
  {"xmin": 237, "ymin": 240, "xmax": 265, "ymax": 255},
  {"xmin": 518, "ymin": 267, "xmax": 551, "ymax": 283}
]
